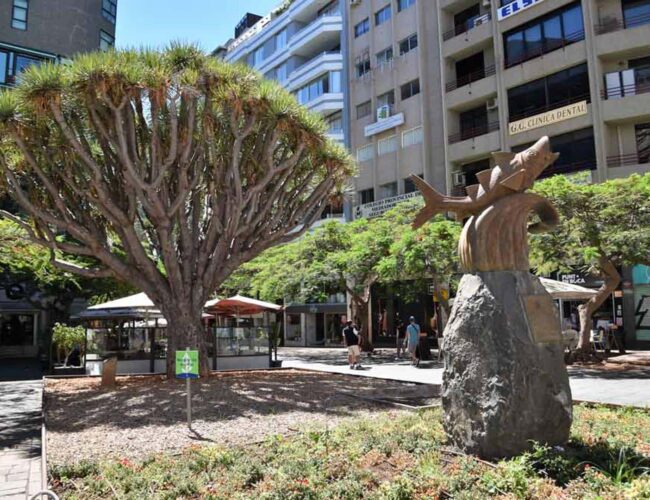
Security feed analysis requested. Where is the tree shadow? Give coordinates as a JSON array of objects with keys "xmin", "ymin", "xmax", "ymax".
[
  {"xmin": 568, "ymin": 366, "xmax": 650, "ymax": 380},
  {"xmin": 0, "ymin": 380, "xmax": 41, "ymax": 457},
  {"xmin": 45, "ymin": 371, "xmax": 438, "ymax": 435}
]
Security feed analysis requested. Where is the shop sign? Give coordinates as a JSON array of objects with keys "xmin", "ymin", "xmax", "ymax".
[
  {"xmin": 355, "ymin": 191, "xmax": 422, "ymax": 219},
  {"xmin": 364, "ymin": 112, "xmax": 404, "ymax": 137},
  {"xmin": 508, "ymin": 101, "xmax": 588, "ymax": 135},
  {"xmin": 558, "ymin": 271, "xmax": 604, "ymax": 289},
  {"xmin": 498, "ymin": 0, "xmax": 544, "ymax": 21}
]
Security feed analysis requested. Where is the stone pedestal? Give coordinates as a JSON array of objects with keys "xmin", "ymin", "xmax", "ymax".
[{"xmin": 442, "ymin": 271, "xmax": 572, "ymax": 458}]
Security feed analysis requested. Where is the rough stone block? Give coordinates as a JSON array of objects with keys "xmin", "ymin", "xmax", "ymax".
[{"xmin": 442, "ymin": 271, "xmax": 572, "ymax": 458}]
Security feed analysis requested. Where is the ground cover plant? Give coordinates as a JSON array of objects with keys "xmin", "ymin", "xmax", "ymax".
[{"xmin": 50, "ymin": 404, "xmax": 650, "ymax": 499}]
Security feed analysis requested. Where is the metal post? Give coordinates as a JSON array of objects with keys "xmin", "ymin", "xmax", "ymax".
[{"xmin": 186, "ymin": 376, "xmax": 192, "ymax": 429}]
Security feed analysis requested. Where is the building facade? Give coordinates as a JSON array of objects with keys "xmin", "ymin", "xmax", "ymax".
[
  {"xmin": 217, "ymin": 1, "xmax": 350, "ymax": 346},
  {"xmin": 1, "ymin": 0, "xmax": 116, "ymax": 88},
  {"xmin": 0, "ymin": 0, "xmax": 117, "ymax": 360}
]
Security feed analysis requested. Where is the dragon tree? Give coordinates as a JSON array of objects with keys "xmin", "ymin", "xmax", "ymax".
[{"xmin": 0, "ymin": 45, "xmax": 353, "ymax": 377}]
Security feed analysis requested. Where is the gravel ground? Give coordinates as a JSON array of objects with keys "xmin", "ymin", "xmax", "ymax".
[{"xmin": 45, "ymin": 370, "xmax": 435, "ymax": 466}]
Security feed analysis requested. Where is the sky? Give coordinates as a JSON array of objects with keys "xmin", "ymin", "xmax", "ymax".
[{"xmin": 115, "ymin": 0, "xmax": 283, "ymax": 51}]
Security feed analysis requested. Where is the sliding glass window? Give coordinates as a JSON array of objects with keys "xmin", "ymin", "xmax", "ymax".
[{"xmin": 504, "ymin": 2, "xmax": 584, "ymax": 67}]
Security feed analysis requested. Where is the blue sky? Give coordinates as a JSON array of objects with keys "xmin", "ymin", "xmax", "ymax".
[{"xmin": 115, "ymin": 1, "xmax": 282, "ymax": 51}]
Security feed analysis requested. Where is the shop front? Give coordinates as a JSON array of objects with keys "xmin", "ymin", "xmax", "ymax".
[
  {"xmin": 283, "ymin": 301, "xmax": 347, "ymax": 347},
  {"xmin": 632, "ymin": 265, "xmax": 650, "ymax": 346}
]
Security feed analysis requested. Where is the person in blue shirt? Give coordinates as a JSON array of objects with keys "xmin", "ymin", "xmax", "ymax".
[{"xmin": 405, "ymin": 316, "xmax": 421, "ymax": 366}]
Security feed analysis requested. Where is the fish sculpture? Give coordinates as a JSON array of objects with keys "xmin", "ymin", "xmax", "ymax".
[
  {"xmin": 410, "ymin": 136, "xmax": 560, "ymax": 228},
  {"xmin": 410, "ymin": 136, "xmax": 561, "ymax": 272}
]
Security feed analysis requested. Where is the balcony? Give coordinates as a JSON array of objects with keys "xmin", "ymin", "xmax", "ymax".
[
  {"xmin": 288, "ymin": 52, "xmax": 343, "ymax": 91},
  {"xmin": 289, "ymin": 14, "xmax": 342, "ymax": 57},
  {"xmin": 364, "ymin": 106, "xmax": 405, "ymax": 137},
  {"xmin": 594, "ymin": 13, "xmax": 650, "ymax": 57},
  {"xmin": 442, "ymin": 16, "xmax": 493, "ymax": 59},
  {"xmin": 446, "ymin": 64, "xmax": 495, "ymax": 92},
  {"xmin": 449, "ymin": 121, "xmax": 499, "ymax": 144},
  {"xmin": 594, "ymin": 12, "xmax": 650, "ymax": 35},
  {"xmin": 606, "ymin": 153, "xmax": 650, "ymax": 167},
  {"xmin": 303, "ymin": 92, "xmax": 344, "ymax": 114}
]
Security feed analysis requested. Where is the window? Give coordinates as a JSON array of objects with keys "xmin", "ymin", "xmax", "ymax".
[
  {"xmin": 402, "ymin": 127, "xmax": 423, "ymax": 147},
  {"xmin": 376, "ymin": 47, "xmax": 394, "ymax": 66},
  {"xmin": 296, "ymin": 71, "xmax": 341, "ymax": 104},
  {"xmin": 357, "ymin": 145, "xmax": 375, "ymax": 162},
  {"xmin": 357, "ymin": 101, "xmax": 372, "ymax": 119},
  {"xmin": 375, "ymin": 5, "xmax": 392, "ymax": 25},
  {"xmin": 508, "ymin": 63, "xmax": 590, "ymax": 121},
  {"xmin": 460, "ymin": 159, "xmax": 490, "ymax": 186},
  {"xmin": 513, "ymin": 128, "xmax": 596, "ymax": 175},
  {"xmin": 454, "ymin": 4, "xmax": 480, "ymax": 33},
  {"xmin": 455, "ymin": 52, "xmax": 485, "ymax": 87},
  {"xmin": 623, "ymin": 0, "xmax": 650, "ymax": 29},
  {"xmin": 327, "ymin": 112, "xmax": 343, "ymax": 134},
  {"xmin": 377, "ymin": 90, "xmax": 395, "ymax": 110},
  {"xmin": 275, "ymin": 63, "xmax": 287, "ymax": 83},
  {"xmin": 14, "ymin": 54, "xmax": 39, "ymax": 74},
  {"xmin": 379, "ymin": 182, "xmax": 398, "ymax": 198},
  {"xmin": 404, "ymin": 174, "xmax": 423, "ymax": 193},
  {"xmin": 378, "ymin": 135, "xmax": 398, "ymax": 155},
  {"xmin": 355, "ymin": 18, "xmax": 370, "ymax": 37},
  {"xmin": 253, "ymin": 46, "xmax": 264, "ymax": 67},
  {"xmin": 12, "ymin": 0, "xmax": 28, "ymax": 30},
  {"xmin": 636, "ymin": 123, "xmax": 650, "ymax": 163},
  {"xmin": 460, "ymin": 105, "xmax": 488, "ymax": 139},
  {"xmin": 359, "ymin": 188, "xmax": 375, "ymax": 204},
  {"xmin": 399, "ymin": 34, "xmax": 418, "ymax": 55},
  {"xmin": 398, "ymin": 0, "xmax": 416, "ymax": 12},
  {"xmin": 503, "ymin": 2, "xmax": 584, "ymax": 67},
  {"xmin": 400, "ymin": 79, "xmax": 420, "ymax": 100},
  {"xmin": 99, "ymin": 30, "xmax": 115, "ymax": 51},
  {"xmin": 0, "ymin": 51, "xmax": 8, "ymax": 84},
  {"xmin": 102, "ymin": 0, "xmax": 117, "ymax": 24},
  {"xmin": 356, "ymin": 58, "xmax": 371, "ymax": 77},
  {"xmin": 275, "ymin": 29, "xmax": 287, "ymax": 51}
]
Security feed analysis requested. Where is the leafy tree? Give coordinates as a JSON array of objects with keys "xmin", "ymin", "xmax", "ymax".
[
  {"xmin": 531, "ymin": 173, "xmax": 650, "ymax": 353},
  {"xmin": 0, "ymin": 46, "xmax": 352, "ymax": 377},
  {"xmin": 51, "ymin": 322, "xmax": 86, "ymax": 364},
  {"xmin": 378, "ymin": 205, "xmax": 462, "ymax": 327}
]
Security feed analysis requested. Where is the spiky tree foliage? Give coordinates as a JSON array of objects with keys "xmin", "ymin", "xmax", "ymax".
[{"xmin": 0, "ymin": 46, "xmax": 353, "ymax": 377}]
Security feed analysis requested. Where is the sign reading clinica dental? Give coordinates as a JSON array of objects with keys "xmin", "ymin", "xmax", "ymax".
[
  {"xmin": 508, "ymin": 101, "xmax": 588, "ymax": 135},
  {"xmin": 498, "ymin": 0, "xmax": 545, "ymax": 21}
]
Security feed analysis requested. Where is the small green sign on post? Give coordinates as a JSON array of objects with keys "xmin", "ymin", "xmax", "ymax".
[
  {"xmin": 175, "ymin": 349, "xmax": 199, "ymax": 379},
  {"xmin": 176, "ymin": 348, "xmax": 199, "ymax": 429}
]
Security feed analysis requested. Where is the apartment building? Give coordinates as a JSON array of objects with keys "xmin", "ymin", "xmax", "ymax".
[
  {"xmin": 1, "ymin": 0, "xmax": 118, "ymax": 360},
  {"xmin": 439, "ymin": 0, "xmax": 650, "ymax": 193},
  {"xmin": 347, "ymin": 0, "xmax": 448, "ymax": 218},
  {"xmin": 0, "ymin": 0, "xmax": 117, "ymax": 88},
  {"xmin": 217, "ymin": 1, "xmax": 350, "ymax": 347},
  {"xmin": 218, "ymin": 0, "xmax": 347, "ymax": 146}
]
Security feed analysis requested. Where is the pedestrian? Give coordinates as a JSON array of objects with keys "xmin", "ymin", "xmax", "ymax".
[
  {"xmin": 395, "ymin": 313, "xmax": 404, "ymax": 359},
  {"xmin": 343, "ymin": 320, "xmax": 362, "ymax": 369},
  {"xmin": 405, "ymin": 316, "xmax": 420, "ymax": 367}
]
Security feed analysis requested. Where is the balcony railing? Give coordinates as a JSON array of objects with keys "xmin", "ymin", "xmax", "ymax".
[
  {"xmin": 505, "ymin": 29, "xmax": 585, "ymax": 68},
  {"xmin": 446, "ymin": 64, "xmax": 496, "ymax": 92},
  {"xmin": 606, "ymin": 153, "xmax": 650, "ymax": 167},
  {"xmin": 601, "ymin": 80, "xmax": 650, "ymax": 99},
  {"xmin": 594, "ymin": 12, "xmax": 650, "ymax": 35},
  {"xmin": 509, "ymin": 93, "xmax": 591, "ymax": 122},
  {"xmin": 449, "ymin": 121, "xmax": 500, "ymax": 144},
  {"xmin": 442, "ymin": 13, "xmax": 491, "ymax": 42}
]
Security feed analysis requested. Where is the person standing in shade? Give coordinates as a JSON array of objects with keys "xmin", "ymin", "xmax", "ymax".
[
  {"xmin": 405, "ymin": 316, "xmax": 421, "ymax": 367},
  {"xmin": 395, "ymin": 313, "xmax": 405, "ymax": 359},
  {"xmin": 343, "ymin": 320, "xmax": 362, "ymax": 369}
]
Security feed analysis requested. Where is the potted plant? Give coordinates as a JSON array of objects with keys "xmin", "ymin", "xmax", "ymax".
[{"xmin": 52, "ymin": 322, "xmax": 86, "ymax": 375}]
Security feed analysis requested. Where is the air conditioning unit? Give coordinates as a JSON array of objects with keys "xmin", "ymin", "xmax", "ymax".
[
  {"xmin": 350, "ymin": 0, "xmax": 361, "ymax": 6},
  {"xmin": 473, "ymin": 14, "xmax": 490, "ymax": 27},
  {"xmin": 482, "ymin": 0, "xmax": 491, "ymax": 7},
  {"xmin": 452, "ymin": 172, "xmax": 466, "ymax": 186},
  {"xmin": 377, "ymin": 105, "xmax": 391, "ymax": 121},
  {"xmin": 486, "ymin": 98, "xmax": 498, "ymax": 110}
]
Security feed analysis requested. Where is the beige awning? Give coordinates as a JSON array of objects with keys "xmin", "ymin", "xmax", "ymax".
[{"xmin": 540, "ymin": 277, "xmax": 598, "ymax": 300}]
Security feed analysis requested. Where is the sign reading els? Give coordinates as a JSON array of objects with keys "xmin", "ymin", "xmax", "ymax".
[{"xmin": 498, "ymin": 0, "xmax": 544, "ymax": 21}]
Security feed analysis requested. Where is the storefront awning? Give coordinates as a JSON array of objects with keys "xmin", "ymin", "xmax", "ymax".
[
  {"xmin": 540, "ymin": 277, "xmax": 598, "ymax": 300},
  {"xmin": 205, "ymin": 295, "xmax": 282, "ymax": 316}
]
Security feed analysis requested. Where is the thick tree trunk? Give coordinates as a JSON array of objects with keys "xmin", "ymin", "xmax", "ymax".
[
  {"xmin": 576, "ymin": 258, "xmax": 621, "ymax": 352},
  {"xmin": 165, "ymin": 312, "xmax": 211, "ymax": 379},
  {"xmin": 351, "ymin": 296, "xmax": 373, "ymax": 352}
]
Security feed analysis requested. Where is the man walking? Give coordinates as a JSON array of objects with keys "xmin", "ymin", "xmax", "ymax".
[
  {"xmin": 343, "ymin": 320, "xmax": 362, "ymax": 369},
  {"xmin": 406, "ymin": 316, "xmax": 421, "ymax": 367}
]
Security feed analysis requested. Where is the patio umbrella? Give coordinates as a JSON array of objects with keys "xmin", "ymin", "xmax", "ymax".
[
  {"xmin": 205, "ymin": 295, "xmax": 282, "ymax": 316},
  {"xmin": 539, "ymin": 277, "xmax": 598, "ymax": 300}
]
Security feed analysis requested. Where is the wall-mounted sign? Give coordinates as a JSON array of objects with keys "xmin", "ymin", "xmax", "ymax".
[
  {"xmin": 364, "ymin": 112, "xmax": 404, "ymax": 137},
  {"xmin": 508, "ymin": 101, "xmax": 588, "ymax": 135},
  {"xmin": 498, "ymin": 0, "xmax": 545, "ymax": 21},
  {"xmin": 355, "ymin": 191, "xmax": 421, "ymax": 219}
]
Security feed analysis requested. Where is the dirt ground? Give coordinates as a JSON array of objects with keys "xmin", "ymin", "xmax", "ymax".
[{"xmin": 45, "ymin": 369, "xmax": 437, "ymax": 466}]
